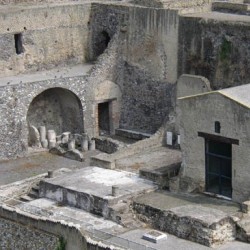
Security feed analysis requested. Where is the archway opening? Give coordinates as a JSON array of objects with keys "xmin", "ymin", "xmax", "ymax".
[{"xmin": 27, "ymin": 88, "xmax": 84, "ymax": 143}]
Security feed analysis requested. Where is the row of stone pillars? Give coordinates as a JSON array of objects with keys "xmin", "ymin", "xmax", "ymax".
[{"xmin": 38, "ymin": 126, "xmax": 95, "ymax": 151}]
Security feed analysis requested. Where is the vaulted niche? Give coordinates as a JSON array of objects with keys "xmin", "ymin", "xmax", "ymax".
[
  {"xmin": 92, "ymin": 31, "xmax": 111, "ymax": 60},
  {"xmin": 27, "ymin": 88, "xmax": 84, "ymax": 134}
]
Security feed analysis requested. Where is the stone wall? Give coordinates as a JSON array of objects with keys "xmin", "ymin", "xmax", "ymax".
[
  {"xmin": 0, "ymin": 217, "xmax": 59, "ymax": 250},
  {"xmin": 0, "ymin": 3, "xmax": 90, "ymax": 77},
  {"xmin": 119, "ymin": 7, "xmax": 179, "ymax": 133},
  {"xmin": 0, "ymin": 75, "xmax": 87, "ymax": 160},
  {"xmin": 120, "ymin": 63, "xmax": 176, "ymax": 133},
  {"xmin": 178, "ymin": 15, "xmax": 250, "ymax": 90},
  {"xmin": 131, "ymin": 0, "xmax": 212, "ymax": 9},
  {"xmin": 0, "ymin": 204, "xmax": 123, "ymax": 250}
]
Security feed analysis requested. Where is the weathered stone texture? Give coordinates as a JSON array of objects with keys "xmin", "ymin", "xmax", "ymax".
[
  {"xmin": 133, "ymin": 202, "xmax": 236, "ymax": 247},
  {"xmin": 178, "ymin": 15, "xmax": 250, "ymax": 89},
  {"xmin": 0, "ymin": 3, "xmax": 90, "ymax": 77},
  {"xmin": 0, "ymin": 217, "xmax": 59, "ymax": 250},
  {"xmin": 120, "ymin": 63, "xmax": 176, "ymax": 133},
  {"xmin": 179, "ymin": 92, "xmax": 250, "ymax": 202},
  {"xmin": 0, "ymin": 75, "xmax": 87, "ymax": 160}
]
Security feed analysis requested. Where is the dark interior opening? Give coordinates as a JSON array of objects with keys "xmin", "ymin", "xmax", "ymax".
[
  {"xmin": 98, "ymin": 102, "xmax": 110, "ymax": 135},
  {"xmin": 95, "ymin": 31, "xmax": 111, "ymax": 59},
  {"xmin": 14, "ymin": 33, "xmax": 24, "ymax": 55},
  {"xmin": 205, "ymin": 140, "xmax": 232, "ymax": 198},
  {"xmin": 27, "ymin": 88, "xmax": 84, "ymax": 135}
]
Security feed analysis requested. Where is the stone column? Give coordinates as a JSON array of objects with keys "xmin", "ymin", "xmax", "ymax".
[
  {"xmin": 81, "ymin": 133, "xmax": 89, "ymax": 152},
  {"xmin": 38, "ymin": 126, "xmax": 46, "ymax": 141}
]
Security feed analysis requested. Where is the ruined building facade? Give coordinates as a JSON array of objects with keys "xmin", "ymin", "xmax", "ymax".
[{"xmin": 0, "ymin": 0, "xmax": 250, "ymax": 202}]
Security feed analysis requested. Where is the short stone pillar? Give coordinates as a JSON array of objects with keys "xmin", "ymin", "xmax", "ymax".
[
  {"xmin": 38, "ymin": 126, "xmax": 46, "ymax": 141},
  {"xmin": 242, "ymin": 201, "xmax": 250, "ymax": 213},
  {"xmin": 62, "ymin": 132, "xmax": 71, "ymax": 143},
  {"xmin": 112, "ymin": 185, "xmax": 119, "ymax": 197},
  {"xmin": 68, "ymin": 139, "xmax": 75, "ymax": 150},
  {"xmin": 81, "ymin": 138, "xmax": 89, "ymax": 152},
  {"xmin": 89, "ymin": 139, "xmax": 96, "ymax": 151},
  {"xmin": 41, "ymin": 139, "xmax": 48, "ymax": 148},
  {"xmin": 56, "ymin": 135, "xmax": 62, "ymax": 144},
  {"xmin": 47, "ymin": 130, "xmax": 56, "ymax": 141},
  {"xmin": 48, "ymin": 170, "xmax": 54, "ymax": 178}
]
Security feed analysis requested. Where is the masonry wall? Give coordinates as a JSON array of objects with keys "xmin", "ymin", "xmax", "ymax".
[
  {"xmin": 0, "ymin": 76, "xmax": 87, "ymax": 160},
  {"xmin": 0, "ymin": 217, "xmax": 59, "ymax": 249},
  {"xmin": 179, "ymin": 93, "xmax": 250, "ymax": 202},
  {"xmin": 119, "ymin": 7, "xmax": 179, "ymax": 133},
  {"xmin": 178, "ymin": 15, "xmax": 250, "ymax": 90},
  {"xmin": 0, "ymin": 205, "xmax": 123, "ymax": 250},
  {"xmin": 0, "ymin": 3, "xmax": 90, "ymax": 77}
]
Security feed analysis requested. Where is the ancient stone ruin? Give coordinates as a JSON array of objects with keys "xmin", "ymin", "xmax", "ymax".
[{"xmin": 0, "ymin": 0, "xmax": 250, "ymax": 249}]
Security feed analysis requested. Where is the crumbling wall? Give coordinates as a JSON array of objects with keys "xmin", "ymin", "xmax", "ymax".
[
  {"xmin": 0, "ymin": 3, "xmax": 90, "ymax": 77},
  {"xmin": 178, "ymin": 15, "xmax": 250, "ymax": 90}
]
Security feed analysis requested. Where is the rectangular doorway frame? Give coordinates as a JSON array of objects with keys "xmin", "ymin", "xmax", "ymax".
[
  {"xmin": 198, "ymin": 132, "xmax": 239, "ymax": 199},
  {"xmin": 95, "ymin": 98, "xmax": 118, "ymax": 136}
]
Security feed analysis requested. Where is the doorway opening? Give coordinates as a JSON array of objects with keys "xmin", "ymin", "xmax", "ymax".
[
  {"xmin": 98, "ymin": 102, "xmax": 110, "ymax": 135},
  {"xmin": 205, "ymin": 139, "xmax": 232, "ymax": 198}
]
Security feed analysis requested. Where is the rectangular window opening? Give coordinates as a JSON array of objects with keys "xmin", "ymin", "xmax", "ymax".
[{"xmin": 14, "ymin": 33, "xmax": 24, "ymax": 55}]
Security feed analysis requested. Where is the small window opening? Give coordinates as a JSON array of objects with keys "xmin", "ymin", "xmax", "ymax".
[
  {"xmin": 14, "ymin": 33, "xmax": 24, "ymax": 55},
  {"xmin": 215, "ymin": 121, "xmax": 221, "ymax": 134}
]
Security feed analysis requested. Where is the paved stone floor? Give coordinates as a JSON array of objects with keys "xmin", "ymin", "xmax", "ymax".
[
  {"xmin": 116, "ymin": 146, "xmax": 181, "ymax": 173},
  {"xmin": 134, "ymin": 190, "xmax": 240, "ymax": 215},
  {"xmin": 0, "ymin": 150, "xmax": 99, "ymax": 185}
]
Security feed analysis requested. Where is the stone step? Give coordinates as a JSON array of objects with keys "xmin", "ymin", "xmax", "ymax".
[
  {"xmin": 139, "ymin": 162, "xmax": 181, "ymax": 189},
  {"xmin": 19, "ymin": 195, "xmax": 35, "ymax": 202},
  {"xmin": 236, "ymin": 215, "xmax": 250, "ymax": 242},
  {"xmin": 115, "ymin": 128, "xmax": 151, "ymax": 141},
  {"xmin": 28, "ymin": 190, "xmax": 39, "ymax": 199}
]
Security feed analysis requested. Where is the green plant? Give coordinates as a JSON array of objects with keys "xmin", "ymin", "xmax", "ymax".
[{"xmin": 55, "ymin": 236, "xmax": 67, "ymax": 250}]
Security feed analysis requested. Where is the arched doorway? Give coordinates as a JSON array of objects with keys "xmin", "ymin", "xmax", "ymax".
[{"xmin": 27, "ymin": 88, "xmax": 84, "ymax": 136}]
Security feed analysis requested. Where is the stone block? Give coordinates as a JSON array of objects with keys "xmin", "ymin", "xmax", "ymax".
[
  {"xmin": 63, "ymin": 149, "xmax": 84, "ymax": 162},
  {"xmin": 242, "ymin": 201, "xmax": 250, "ymax": 213}
]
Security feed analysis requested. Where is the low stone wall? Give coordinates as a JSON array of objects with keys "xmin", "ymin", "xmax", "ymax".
[
  {"xmin": 212, "ymin": 2, "xmax": 250, "ymax": 15},
  {"xmin": 133, "ymin": 202, "xmax": 236, "ymax": 247},
  {"xmin": 94, "ymin": 137, "xmax": 124, "ymax": 154},
  {"xmin": 0, "ymin": 204, "xmax": 125, "ymax": 250}
]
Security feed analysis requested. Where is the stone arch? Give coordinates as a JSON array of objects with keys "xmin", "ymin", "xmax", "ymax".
[{"xmin": 27, "ymin": 87, "xmax": 84, "ymax": 136}]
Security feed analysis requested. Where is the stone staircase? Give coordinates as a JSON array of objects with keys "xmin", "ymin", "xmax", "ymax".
[
  {"xmin": 19, "ymin": 184, "xmax": 39, "ymax": 202},
  {"xmin": 109, "ymin": 200, "xmax": 146, "ymax": 229}
]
